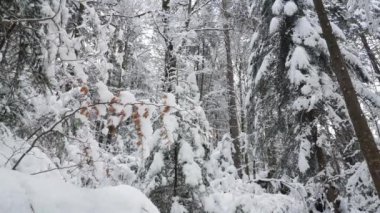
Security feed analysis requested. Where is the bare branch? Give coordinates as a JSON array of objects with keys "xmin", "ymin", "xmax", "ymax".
[
  {"xmin": 192, "ymin": 27, "xmax": 232, "ymax": 31},
  {"xmin": 0, "ymin": 22, "xmax": 16, "ymax": 51},
  {"xmin": 190, "ymin": 0, "xmax": 212, "ymax": 16},
  {"xmin": 30, "ymin": 163, "xmax": 82, "ymax": 176},
  {"xmin": 100, "ymin": 10, "xmax": 154, "ymax": 19}
]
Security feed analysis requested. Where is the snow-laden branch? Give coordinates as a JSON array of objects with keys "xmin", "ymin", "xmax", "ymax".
[
  {"xmin": 1, "ymin": 0, "xmax": 62, "ymax": 23},
  {"xmin": 100, "ymin": 10, "xmax": 155, "ymax": 19},
  {"xmin": 192, "ymin": 27, "xmax": 232, "ymax": 31},
  {"xmin": 11, "ymin": 101, "xmax": 183, "ymax": 170}
]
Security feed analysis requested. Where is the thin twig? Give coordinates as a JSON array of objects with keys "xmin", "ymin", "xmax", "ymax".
[
  {"xmin": 190, "ymin": 0, "xmax": 212, "ymax": 16},
  {"xmin": 30, "ymin": 163, "xmax": 82, "ymax": 175},
  {"xmin": 100, "ymin": 10, "xmax": 153, "ymax": 19},
  {"xmin": 0, "ymin": 22, "xmax": 16, "ymax": 50},
  {"xmin": 192, "ymin": 27, "xmax": 232, "ymax": 31}
]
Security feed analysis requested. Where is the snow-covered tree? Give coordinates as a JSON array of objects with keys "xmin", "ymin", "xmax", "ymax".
[
  {"xmin": 247, "ymin": 0, "xmax": 379, "ymax": 211},
  {"xmin": 2, "ymin": 0, "xmax": 380, "ymax": 212}
]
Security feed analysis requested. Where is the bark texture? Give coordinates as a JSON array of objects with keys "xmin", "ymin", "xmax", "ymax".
[
  {"xmin": 162, "ymin": 0, "xmax": 177, "ymax": 92},
  {"xmin": 360, "ymin": 33, "xmax": 380, "ymax": 82},
  {"xmin": 222, "ymin": 0, "xmax": 242, "ymax": 178},
  {"xmin": 313, "ymin": 0, "xmax": 380, "ymax": 197}
]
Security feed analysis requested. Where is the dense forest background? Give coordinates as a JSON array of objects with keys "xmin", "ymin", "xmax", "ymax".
[{"xmin": 1, "ymin": 0, "xmax": 380, "ymax": 212}]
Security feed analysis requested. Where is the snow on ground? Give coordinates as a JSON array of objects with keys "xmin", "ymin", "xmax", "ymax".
[
  {"xmin": 0, "ymin": 168, "xmax": 159, "ymax": 213},
  {"xmin": 204, "ymin": 192, "xmax": 306, "ymax": 213},
  {"xmin": 0, "ymin": 123, "xmax": 159, "ymax": 213},
  {"xmin": 0, "ymin": 123, "xmax": 63, "ymax": 180}
]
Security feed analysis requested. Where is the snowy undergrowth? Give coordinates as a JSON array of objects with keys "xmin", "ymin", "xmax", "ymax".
[
  {"xmin": 0, "ymin": 169, "xmax": 159, "ymax": 213},
  {"xmin": 0, "ymin": 124, "xmax": 159, "ymax": 213},
  {"xmin": 204, "ymin": 135, "xmax": 307, "ymax": 213},
  {"xmin": 0, "ymin": 123, "xmax": 62, "ymax": 180}
]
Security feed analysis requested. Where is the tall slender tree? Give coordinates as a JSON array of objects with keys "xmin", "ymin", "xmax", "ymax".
[
  {"xmin": 246, "ymin": 0, "xmax": 369, "ymax": 210},
  {"xmin": 222, "ymin": 0, "xmax": 242, "ymax": 178},
  {"xmin": 313, "ymin": 0, "xmax": 380, "ymax": 198}
]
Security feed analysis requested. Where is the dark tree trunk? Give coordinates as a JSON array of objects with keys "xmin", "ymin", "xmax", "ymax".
[
  {"xmin": 313, "ymin": 0, "xmax": 380, "ymax": 197},
  {"xmin": 198, "ymin": 40, "xmax": 206, "ymax": 101},
  {"xmin": 222, "ymin": 0, "xmax": 242, "ymax": 178},
  {"xmin": 162, "ymin": 0, "xmax": 177, "ymax": 92},
  {"xmin": 360, "ymin": 33, "xmax": 380, "ymax": 82},
  {"xmin": 162, "ymin": 0, "xmax": 179, "ymax": 199}
]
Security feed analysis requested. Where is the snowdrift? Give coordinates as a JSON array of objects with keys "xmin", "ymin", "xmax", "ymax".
[{"xmin": 0, "ymin": 169, "xmax": 159, "ymax": 213}]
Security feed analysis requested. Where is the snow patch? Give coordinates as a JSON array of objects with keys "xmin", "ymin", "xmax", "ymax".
[
  {"xmin": 298, "ymin": 139, "xmax": 311, "ymax": 173},
  {"xmin": 148, "ymin": 152, "xmax": 164, "ymax": 177},
  {"xmin": 331, "ymin": 22, "xmax": 346, "ymax": 40},
  {"xmin": 287, "ymin": 46, "xmax": 310, "ymax": 85},
  {"xmin": 269, "ymin": 17, "xmax": 281, "ymax": 34},
  {"xmin": 0, "ymin": 169, "xmax": 159, "ymax": 213},
  {"xmin": 284, "ymin": 1, "xmax": 298, "ymax": 16},
  {"xmin": 96, "ymin": 82, "xmax": 114, "ymax": 102},
  {"xmin": 271, "ymin": 0, "xmax": 284, "ymax": 15},
  {"xmin": 255, "ymin": 54, "xmax": 271, "ymax": 85}
]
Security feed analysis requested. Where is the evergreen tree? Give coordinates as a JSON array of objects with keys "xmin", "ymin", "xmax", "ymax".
[{"xmin": 246, "ymin": 0, "xmax": 377, "ymax": 210}]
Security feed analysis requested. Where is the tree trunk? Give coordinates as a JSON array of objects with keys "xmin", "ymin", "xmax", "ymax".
[
  {"xmin": 313, "ymin": 0, "xmax": 380, "ymax": 197},
  {"xmin": 238, "ymin": 61, "xmax": 250, "ymax": 177},
  {"xmin": 222, "ymin": 0, "xmax": 242, "ymax": 178},
  {"xmin": 162, "ymin": 0, "xmax": 176, "ymax": 92},
  {"xmin": 162, "ymin": 0, "xmax": 180, "ymax": 199},
  {"xmin": 199, "ymin": 40, "xmax": 206, "ymax": 101},
  {"xmin": 360, "ymin": 33, "xmax": 380, "ymax": 82}
]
